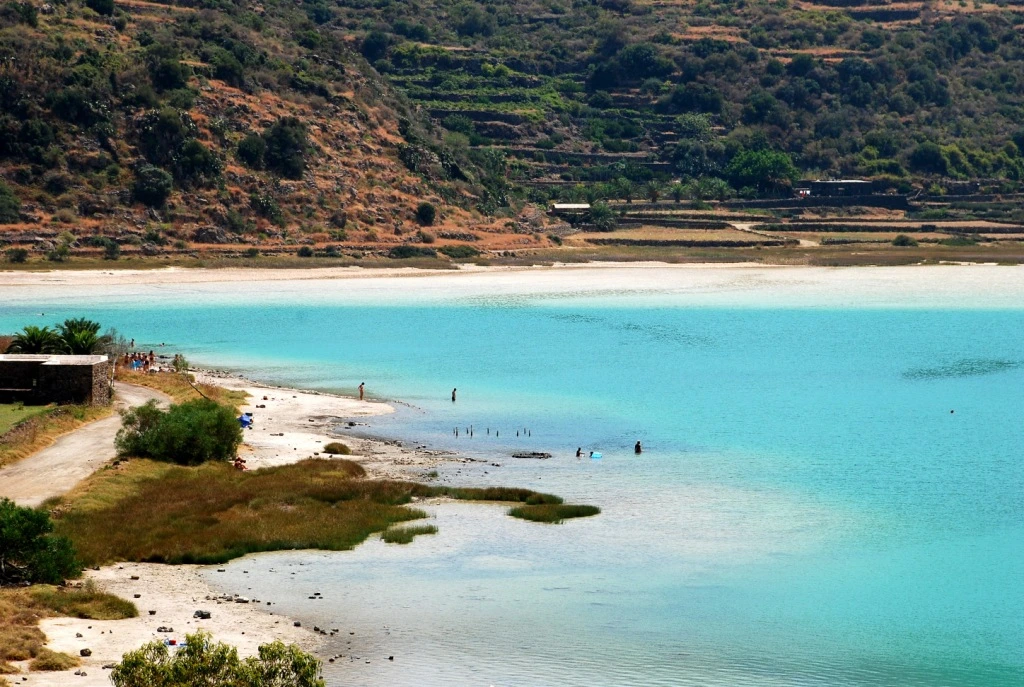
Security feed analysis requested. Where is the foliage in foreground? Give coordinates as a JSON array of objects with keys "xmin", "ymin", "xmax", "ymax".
[
  {"xmin": 116, "ymin": 398, "xmax": 242, "ymax": 465},
  {"xmin": 0, "ymin": 581, "xmax": 136, "ymax": 674},
  {"xmin": 55, "ymin": 459, "xmax": 598, "ymax": 566},
  {"xmin": 0, "ymin": 498, "xmax": 80, "ymax": 585},
  {"xmin": 111, "ymin": 631, "xmax": 323, "ymax": 687}
]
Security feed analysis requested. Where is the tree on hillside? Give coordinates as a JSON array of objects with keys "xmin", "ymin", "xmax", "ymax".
[
  {"xmin": 111, "ymin": 631, "xmax": 325, "ymax": 687},
  {"xmin": 0, "ymin": 498, "xmax": 80, "ymax": 585},
  {"xmin": 7, "ymin": 325, "xmax": 64, "ymax": 354},
  {"xmin": 262, "ymin": 117, "xmax": 309, "ymax": 180},
  {"xmin": 725, "ymin": 149, "xmax": 798, "ymax": 193}
]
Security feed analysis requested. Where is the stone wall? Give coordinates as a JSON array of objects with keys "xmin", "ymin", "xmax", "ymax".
[{"xmin": 0, "ymin": 358, "xmax": 110, "ymax": 405}]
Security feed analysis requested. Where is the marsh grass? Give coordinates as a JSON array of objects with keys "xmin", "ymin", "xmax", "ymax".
[
  {"xmin": 117, "ymin": 371, "xmax": 248, "ymax": 408},
  {"xmin": 0, "ymin": 404, "xmax": 112, "ymax": 469},
  {"xmin": 381, "ymin": 524, "xmax": 438, "ymax": 544},
  {"xmin": 54, "ymin": 459, "xmax": 598, "ymax": 566},
  {"xmin": 0, "ymin": 582, "xmax": 136, "ymax": 673},
  {"xmin": 508, "ymin": 504, "xmax": 601, "ymax": 523}
]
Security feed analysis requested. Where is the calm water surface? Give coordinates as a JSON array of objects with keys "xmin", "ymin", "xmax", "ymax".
[{"xmin": 2, "ymin": 271, "xmax": 1022, "ymax": 686}]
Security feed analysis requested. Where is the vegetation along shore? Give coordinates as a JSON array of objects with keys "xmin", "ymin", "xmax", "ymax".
[{"xmin": 0, "ymin": 319, "xmax": 599, "ymax": 686}]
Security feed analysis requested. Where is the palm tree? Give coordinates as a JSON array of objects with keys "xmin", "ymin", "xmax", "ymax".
[
  {"xmin": 58, "ymin": 318, "xmax": 105, "ymax": 354},
  {"xmin": 7, "ymin": 326, "xmax": 64, "ymax": 354}
]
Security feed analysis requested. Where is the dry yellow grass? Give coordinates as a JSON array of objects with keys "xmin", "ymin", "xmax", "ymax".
[
  {"xmin": 0, "ymin": 583, "xmax": 135, "ymax": 674},
  {"xmin": 116, "ymin": 370, "xmax": 248, "ymax": 408}
]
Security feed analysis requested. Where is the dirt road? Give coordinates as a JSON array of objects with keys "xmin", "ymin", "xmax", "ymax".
[{"xmin": 0, "ymin": 383, "xmax": 170, "ymax": 507}]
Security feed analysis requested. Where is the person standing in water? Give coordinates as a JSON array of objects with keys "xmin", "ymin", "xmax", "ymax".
[
  {"xmin": 634, "ymin": 441, "xmax": 642, "ymax": 454},
  {"xmin": 451, "ymin": 388, "xmax": 457, "ymax": 403},
  {"xmin": 358, "ymin": 382, "xmax": 365, "ymax": 401}
]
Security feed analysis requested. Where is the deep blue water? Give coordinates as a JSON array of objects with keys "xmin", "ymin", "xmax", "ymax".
[{"xmin": 2, "ymin": 273, "xmax": 1022, "ymax": 686}]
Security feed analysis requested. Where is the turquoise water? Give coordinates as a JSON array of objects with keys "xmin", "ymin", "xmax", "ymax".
[{"xmin": 2, "ymin": 271, "xmax": 1023, "ymax": 685}]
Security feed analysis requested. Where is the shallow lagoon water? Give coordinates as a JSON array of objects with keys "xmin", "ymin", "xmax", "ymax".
[{"xmin": 2, "ymin": 267, "xmax": 1022, "ymax": 685}]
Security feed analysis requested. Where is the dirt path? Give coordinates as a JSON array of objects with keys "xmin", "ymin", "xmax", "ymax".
[
  {"xmin": 731, "ymin": 221, "xmax": 819, "ymax": 247},
  {"xmin": 0, "ymin": 383, "xmax": 170, "ymax": 507}
]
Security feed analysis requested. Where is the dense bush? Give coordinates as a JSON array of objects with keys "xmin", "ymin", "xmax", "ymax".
[
  {"xmin": 415, "ymin": 201, "xmax": 436, "ymax": 225},
  {"xmin": 236, "ymin": 133, "xmax": 265, "ymax": 169},
  {"xmin": 85, "ymin": 0, "xmax": 114, "ymax": 15},
  {"xmin": 262, "ymin": 117, "xmax": 308, "ymax": 179},
  {"xmin": 322, "ymin": 441, "xmax": 351, "ymax": 455},
  {"xmin": 115, "ymin": 399, "xmax": 243, "ymax": 466},
  {"xmin": 133, "ymin": 165, "xmax": 173, "ymax": 207},
  {"xmin": 388, "ymin": 245, "xmax": 437, "ymax": 259},
  {"xmin": 892, "ymin": 234, "xmax": 918, "ymax": 247},
  {"xmin": 296, "ymin": 245, "xmax": 314, "ymax": 257},
  {"xmin": 438, "ymin": 244, "xmax": 479, "ymax": 258},
  {"xmin": 0, "ymin": 497, "xmax": 80, "ymax": 584},
  {"xmin": 6, "ymin": 247, "xmax": 28, "ymax": 262}
]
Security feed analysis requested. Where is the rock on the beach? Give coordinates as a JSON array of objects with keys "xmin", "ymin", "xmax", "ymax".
[{"xmin": 80, "ymin": 649, "xmax": 92, "ymax": 657}]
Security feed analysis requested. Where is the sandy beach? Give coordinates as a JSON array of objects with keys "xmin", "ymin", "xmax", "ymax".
[
  {"xmin": 12, "ymin": 562, "xmax": 317, "ymax": 687},
  {"xmin": 3, "ymin": 262, "xmax": 1024, "ymax": 310}
]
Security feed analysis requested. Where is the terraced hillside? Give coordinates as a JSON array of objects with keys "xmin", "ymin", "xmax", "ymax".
[
  {"xmin": 345, "ymin": 0, "xmax": 1024, "ymax": 205},
  {"xmin": 0, "ymin": 0, "xmax": 558, "ymax": 263}
]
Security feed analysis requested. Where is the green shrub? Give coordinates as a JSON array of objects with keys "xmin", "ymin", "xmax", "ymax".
[
  {"xmin": 388, "ymin": 245, "xmax": 436, "ymax": 259},
  {"xmin": 0, "ymin": 497, "xmax": 81, "ymax": 585},
  {"xmin": 438, "ymin": 244, "xmax": 479, "ymax": 259},
  {"xmin": 6, "ymin": 247, "xmax": 28, "ymax": 263},
  {"xmin": 262, "ymin": 117, "xmax": 308, "ymax": 180},
  {"xmin": 415, "ymin": 201, "xmax": 436, "ymax": 226},
  {"xmin": 250, "ymin": 192, "xmax": 282, "ymax": 224},
  {"xmin": 892, "ymin": 234, "xmax": 918, "ymax": 247},
  {"xmin": 111, "ymin": 631, "xmax": 324, "ymax": 687},
  {"xmin": 115, "ymin": 399, "xmax": 243, "ymax": 466},
  {"xmin": 133, "ymin": 165, "xmax": 173, "ymax": 207},
  {"xmin": 296, "ymin": 246, "xmax": 314, "ymax": 257},
  {"xmin": 322, "ymin": 442, "xmax": 350, "ymax": 455},
  {"xmin": 236, "ymin": 133, "xmax": 265, "ymax": 169},
  {"xmin": 102, "ymin": 239, "xmax": 121, "ymax": 260},
  {"xmin": 0, "ymin": 181, "xmax": 20, "ymax": 223}
]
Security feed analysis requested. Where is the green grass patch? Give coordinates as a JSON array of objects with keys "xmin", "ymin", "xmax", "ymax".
[
  {"xmin": 54, "ymin": 459, "xmax": 598, "ymax": 566},
  {"xmin": 508, "ymin": 504, "xmax": 601, "ymax": 523},
  {"xmin": 322, "ymin": 442, "xmax": 351, "ymax": 455},
  {"xmin": 0, "ymin": 403, "xmax": 51, "ymax": 436},
  {"xmin": 381, "ymin": 524, "xmax": 438, "ymax": 544},
  {"xmin": 0, "ymin": 404, "xmax": 112, "ymax": 469}
]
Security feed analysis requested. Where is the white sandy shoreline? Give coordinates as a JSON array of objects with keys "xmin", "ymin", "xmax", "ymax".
[{"xmin": 3, "ymin": 262, "xmax": 1024, "ymax": 310}]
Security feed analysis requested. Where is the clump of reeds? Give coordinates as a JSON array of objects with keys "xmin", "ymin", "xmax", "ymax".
[
  {"xmin": 29, "ymin": 648, "xmax": 80, "ymax": 672},
  {"xmin": 381, "ymin": 524, "xmax": 438, "ymax": 544},
  {"xmin": 508, "ymin": 504, "xmax": 601, "ymax": 524}
]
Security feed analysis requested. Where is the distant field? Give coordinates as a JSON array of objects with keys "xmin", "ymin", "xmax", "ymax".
[{"xmin": 573, "ymin": 227, "xmax": 787, "ymax": 247}]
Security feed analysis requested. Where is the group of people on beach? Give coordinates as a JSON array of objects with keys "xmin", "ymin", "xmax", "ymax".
[{"xmin": 121, "ymin": 350, "xmax": 156, "ymax": 372}]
